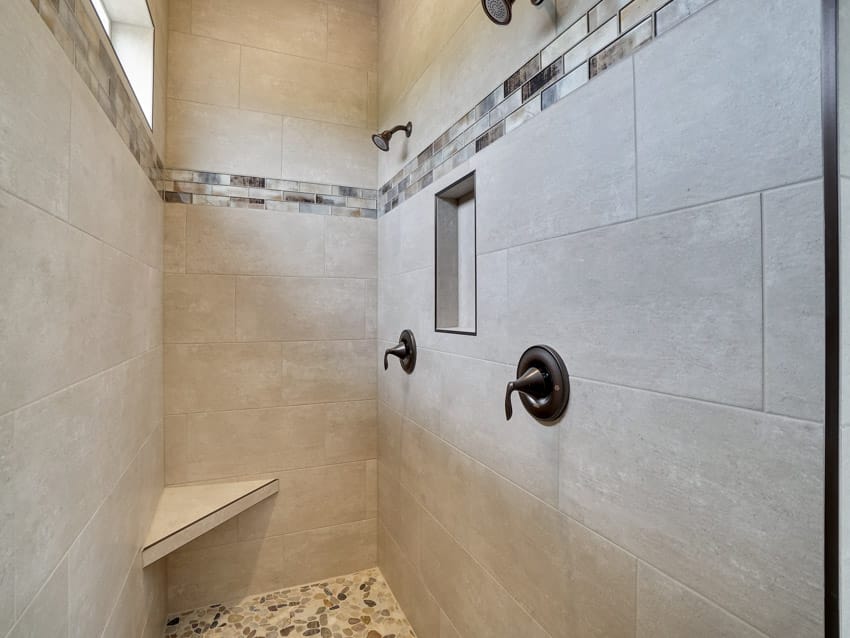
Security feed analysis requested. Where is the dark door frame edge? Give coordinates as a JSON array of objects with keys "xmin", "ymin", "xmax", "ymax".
[{"xmin": 823, "ymin": 0, "xmax": 840, "ymax": 634}]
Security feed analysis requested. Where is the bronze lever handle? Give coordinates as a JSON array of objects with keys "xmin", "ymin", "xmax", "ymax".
[
  {"xmin": 384, "ymin": 342, "xmax": 409, "ymax": 370},
  {"xmin": 383, "ymin": 330, "xmax": 417, "ymax": 374},
  {"xmin": 504, "ymin": 367, "xmax": 548, "ymax": 420}
]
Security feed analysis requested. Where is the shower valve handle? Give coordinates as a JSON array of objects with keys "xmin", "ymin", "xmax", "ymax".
[
  {"xmin": 504, "ymin": 367, "xmax": 548, "ymax": 420},
  {"xmin": 384, "ymin": 330, "xmax": 417, "ymax": 374}
]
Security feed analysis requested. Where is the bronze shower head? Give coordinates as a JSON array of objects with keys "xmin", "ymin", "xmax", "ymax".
[
  {"xmin": 481, "ymin": 0, "xmax": 545, "ymax": 25},
  {"xmin": 372, "ymin": 122, "xmax": 412, "ymax": 152}
]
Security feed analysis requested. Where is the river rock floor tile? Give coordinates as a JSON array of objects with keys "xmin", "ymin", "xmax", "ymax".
[{"xmin": 163, "ymin": 567, "xmax": 416, "ymax": 638}]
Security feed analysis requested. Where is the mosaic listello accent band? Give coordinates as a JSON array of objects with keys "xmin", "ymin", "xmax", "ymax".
[
  {"xmin": 30, "ymin": 0, "xmax": 163, "ymax": 184},
  {"xmin": 160, "ymin": 169, "xmax": 379, "ymax": 219},
  {"xmin": 378, "ymin": 0, "xmax": 717, "ymax": 216},
  {"xmin": 163, "ymin": 568, "xmax": 415, "ymax": 638}
]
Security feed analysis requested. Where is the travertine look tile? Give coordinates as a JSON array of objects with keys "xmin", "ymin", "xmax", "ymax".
[
  {"xmin": 560, "ymin": 379, "xmax": 823, "ymax": 636},
  {"xmin": 167, "ymin": 32, "xmax": 240, "ymax": 108},
  {"xmin": 192, "ymin": 0, "xmax": 328, "ymax": 60},
  {"xmin": 328, "ymin": 3, "xmax": 378, "ymax": 71},
  {"xmin": 379, "ymin": 342, "xmax": 442, "ymax": 435},
  {"xmin": 164, "ymin": 274, "xmax": 236, "ymax": 343},
  {"xmin": 637, "ymin": 563, "xmax": 765, "ymax": 638},
  {"xmin": 236, "ymin": 277, "xmax": 366, "ymax": 341},
  {"xmin": 238, "ymin": 461, "xmax": 375, "ymax": 539},
  {"xmin": 169, "ymin": 0, "xmax": 191, "ymax": 32},
  {"xmin": 70, "ymin": 75, "xmax": 163, "ymax": 268},
  {"xmin": 324, "ymin": 217, "xmax": 378, "ymax": 278},
  {"xmin": 241, "ymin": 47, "xmax": 368, "ymax": 127},
  {"xmin": 634, "ymin": 0, "xmax": 821, "ymax": 215},
  {"xmin": 6, "ymin": 559, "xmax": 68, "ymax": 638},
  {"xmin": 0, "ymin": 414, "xmax": 11, "ymax": 637},
  {"xmin": 508, "ymin": 196, "xmax": 763, "ymax": 408},
  {"xmin": 168, "ymin": 401, "xmax": 376, "ymax": 483},
  {"xmin": 186, "ymin": 206, "xmax": 325, "ymax": 276},
  {"xmin": 281, "ymin": 340, "xmax": 376, "ymax": 405},
  {"xmin": 379, "ymin": 474, "xmax": 421, "ymax": 562},
  {"xmin": 102, "ymin": 557, "xmax": 145, "ymax": 638},
  {"xmin": 419, "ymin": 511, "xmax": 550, "ymax": 638},
  {"xmin": 166, "ymin": 536, "xmax": 286, "ymax": 613},
  {"xmin": 163, "ymin": 204, "xmax": 187, "ymax": 273},
  {"xmin": 166, "ymin": 99, "xmax": 283, "ymax": 177},
  {"xmin": 377, "ymin": 402, "xmax": 404, "ymax": 481},
  {"xmin": 365, "ymin": 278, "xmax": 378, "ymax": 339},
  {"xmin": 379, "ymin": 523, "xmax": 441, "ymax": 638},
  {"xmin": 283, "ymin": 519, "xmax": 377, "ymax": 589},
  {"xmin": 283, "ymin": 117, "xmax": 378, "ymax": 190},
  {"xmin": 763, "ymin": 181, "xmax": 825, "ymax": 422},
  {"xmin": 164, "ymin": 343, "xmax": 282, "ymax": 414},
  {"xmin": 0, "ymin": 0, "xmax": 71, "ymax": 219}
]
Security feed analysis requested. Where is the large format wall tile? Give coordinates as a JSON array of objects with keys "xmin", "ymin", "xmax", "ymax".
[
  {"xmin": 283, "ymin": 519, "xmax": 377, "ymax": 588},
  {"xmin": 0, "ymin": 0, "xmax": 71, "ymax": 219},
  {"xmin": 476, "ymin": 60, "xmax": 636, "ymax": 253},
  {"xmin": 282, "ymin": 117, "xmax": 377, "ymax": 188},
  {"xmin": 508, "ymin": 196, "xmax": 763, "ymax": 408},
  {"xmin": 164, "ymin": 274, "xmax": 236, "ymax": 343},
  {"xmin": 192, "ymin": 0, "xmax": 328, "ymax": 60},
  {"xmin": 325, "ymin": 217, "xmax": 377, "ymax": 278},
  {"xmin": 419, "ymin": 511, "xmax": 550, "ymax": 638},
  {"xmin": 164, "ymin": 343, "xmax": 283, "ymax": 414},
  {"xmin": 165, "ymin": 401, "xmax": 376, "ymax": 484},
  {"xmin": 6, "ymin": 559, "xmax": 68, "ymax": 638},
  {"xmin": 634, "ymin": 0, "xmax": 821, "ymax": 216},
  {"xmin": 186, "ymin": 206, "xmax": 325, "ymax": 277},
  {"xmin": 636, "ymin": 563, "xmax": 765, "ymax": 638},
  {"xmin": 167, "ymin": 32, "xmax": 240, "ymax": 108},
  {"xmin": 281, "ymin": 340, "xmax": 377, "ymax": 405},
  {"xmin": 164, "ymin": 204, "xmax": 187, "ymax": 273},
  {"xmin": 70, "ymin": 76, "xmax": 163, "ymax": 269},
  {"xmin": 327, "ymin": 3, "xmax": 378, "ymax": 71},
  {"xmin": 559, "ymin": 379, "xmax": 823, "ymax": 636},
  {"xmin": 236, "ymin": 277, "xmax": 366, "ymax": 342},
  {"xmin": 0, "ymin": 414, "xmax": 12, "ymax": 637},
  {"xmin": 763, "ymin": 181, "xmax": 825, "ymax": 422},
  {"xmin": 241, "ymin": 47, "xmax": 368, "ymax": 128},
  {"xmin": 166, "ymin": 100, "xmax": 283, "ymax": 177}
]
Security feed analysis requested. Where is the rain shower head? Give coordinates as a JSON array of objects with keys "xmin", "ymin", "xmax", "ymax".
[
  {"xmin": 482, "ymin": 0, "xmax": 545, "ymax": 25},
  {"xmin": 372, "ymin": 122, "xmax": 413, "ymax": 152}
]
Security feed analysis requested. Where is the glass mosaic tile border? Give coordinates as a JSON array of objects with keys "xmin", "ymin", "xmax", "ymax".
[
  {"xmin": 377, "ymin": 0, "xmax": 717, "ymax": 216},
  {"xmin": 159, "ymin": 169, "xmax": 379, "ymax": 219}
]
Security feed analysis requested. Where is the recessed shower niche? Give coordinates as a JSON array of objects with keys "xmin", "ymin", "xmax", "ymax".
[{"xmin": 435, "ymin": 172, "xmax": 477, "ymax": 334}]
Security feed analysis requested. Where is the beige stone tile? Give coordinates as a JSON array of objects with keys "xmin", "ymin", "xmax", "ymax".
[
  {"xmin": 164, "ymin": 274, "xmax": 236, "ymax": 343},
  {"xmin": 164, "ymin": 342, "xmax": 283, "ymax": 414},
  {"xmin": 377, "ymin": 401, "xmax": 404, "ymax": 481},
  {"xmin": 283, "ymin": 519, "xmax": 377, "ymax": 588},
  {"xmin": 102, "ymin": 557, "xmax": 146, "ymax": 638},
  {"xmin": 238, "ymin": 461, "xmax": 375, "ymax": 539},
  {"xmin": 419, "ymin": 511, "xmax": 550, "ymax": 638},
  {"xmin": 0, "ymin": 191, "xmax": 157, "ymax": 414},
  {"xmin": 167, "ymin": 401, "xmax": 376, "ymax": 482},
  {"xmin": 6, "ymin": 559, "xmax": 68, "ymax": 638},
  {"xmin": 70, "ymin": 76, "xmax": 163, "ymax": 269},
  {"xmin": 328, "ymin": 4, "xmax": 378, "ymax": 71},
  {"xmin": 365, "ymin": 278, "xmax": 378, "ymax": 339},
  {"xmin": 164, "ymin": 204, "xmax": 187, "ymax": 273},
  {"xmin": 378, "ymin": 474, "xmax": 420, "ymax": 561},
  {"xmin": 281, "ymin": 340, "xmax": 376, "ymax": 405},
  {"xmin": 367, "ymin": 70, "xmax": 379, "ymax": 129},
  {"xmin": 325, "ymin": 217, "xmax": 377, "ymax": 278},
  {"xmin": 241, "ymin": 47, "xmax": 368, "ymax": 127},
  {"xmin": 378, "ymin": 524, "xmax": 441, "ymax": 638},
  {"xmin": 282, "ymin": 117, "xmax": 377, "ymax": 188},
  {"xmin": 167, "ymin": 32, "xmax": 240, "ymax": 108},
  {"xmin": 180, "ymin": 518, "xmax": 239, "ymax": 551},
  {"xmin": 166, "ymin": 99, "xmax": 282, "ymax": 177},
  {"xmin": 0, "ymin": 0, "xmax": 71, "ymax": 219},
  {"xmin": 0, "ymin": 414, "xmax": 11, "ymax": 637},
  {"xmin": 637, "ymin": 563, "xmax": 765, "ymax": 638},
  {"xmin": 186, "ymin": 206, "xmax": 324, "ymax": 276},
  {"xmin": 366, "ymin": 459, "xmax": 378, "ymax": 519},
  {"xmin": 192, "ymin": 0, "xmax": 327, "ymax": 60},
  {"xmin": 169, "ymin": 0, "xmax": 192, "ymax": 32},
  {"xmin": 166, "ymin": 535, "xmax": 286, "ymax": 613},
  {"xmin": 440, "ymin": 612, "xmax": 461, "ymax": 638},
  {"xmin": 236, "ymin": 277, "xmax": 366, "ymax": 341}
]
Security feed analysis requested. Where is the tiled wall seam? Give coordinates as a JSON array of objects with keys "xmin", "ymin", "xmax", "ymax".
[
  {"xmin": 377, "ymin": 0, "xmax": 716, "ymax": 215},
  {"xmin": 159, "ymin": 170, "xmax": 379, "ymax": 219},
  {"xmin": 29, "ymin": 0, "xmax": 164, "ymax": 183}
]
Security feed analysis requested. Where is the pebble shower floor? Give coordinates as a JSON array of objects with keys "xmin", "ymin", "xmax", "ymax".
[{"xmin": 163, "ymin": 568, "xmax": 416, "ymax": 638}]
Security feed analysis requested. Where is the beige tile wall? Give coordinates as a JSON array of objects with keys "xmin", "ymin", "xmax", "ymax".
[
  {"xmin": 166, "ymin": 0, "xmax": 378, "ymax": 188},
  {"xmin": 163, "ymin": 202, "xmax": 378, "ymax": 612},
  {"xmin": 0, "ymin": 1, "xmax": 166, "ymax": 637}
]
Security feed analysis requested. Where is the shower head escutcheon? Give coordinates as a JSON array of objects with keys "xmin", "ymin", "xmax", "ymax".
[
  {"xmin": 372, "ymin": 122, "xmax": 413, "ymax": 152},
  {"xmin": 482, "ymin": 0, "xmax": 545, "ymax": 25}
]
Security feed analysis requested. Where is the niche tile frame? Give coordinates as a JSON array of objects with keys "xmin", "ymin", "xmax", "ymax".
[{"xmin": 378, "ymin": 0, "xmax": 717, "ymax": 215}]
